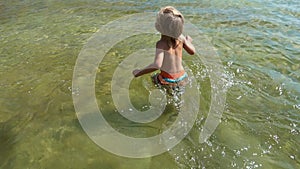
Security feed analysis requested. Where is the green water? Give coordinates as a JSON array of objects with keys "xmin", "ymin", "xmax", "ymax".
[{"xmin": 1, "ymin": 0, "xmax": 299, "ymax": 168}]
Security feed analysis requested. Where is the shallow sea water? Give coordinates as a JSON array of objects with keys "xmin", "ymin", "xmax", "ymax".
[{"xmin": 0, "ymin": 0, "xmax": 299, "ymax": 169}]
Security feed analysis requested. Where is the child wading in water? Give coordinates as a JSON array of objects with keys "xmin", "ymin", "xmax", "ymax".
[{"xmin": 132, "ymin": 6, "xmax": 195, "ymax": 92}]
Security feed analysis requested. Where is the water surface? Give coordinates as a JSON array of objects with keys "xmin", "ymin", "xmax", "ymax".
[{"xmin": 0, "ymin": 0, "xmax": 299, "ymax": 168}]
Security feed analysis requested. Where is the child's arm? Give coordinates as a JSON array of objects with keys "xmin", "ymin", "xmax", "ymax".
[
  {"xmin": 181, "ymin": 35, "xmax": 195, "ymax": 55},
  {"xmin": 132, "ymin": 65, "xmax": 158, "ymax": 77},
  {"xmin": 132, "ymin": 48, "xmax": 164, "ymax": 77}
]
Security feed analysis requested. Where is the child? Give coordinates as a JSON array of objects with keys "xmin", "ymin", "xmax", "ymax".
[{"xmin": 132, "ymin": 6, "xmax": 195, "ymax": 87}]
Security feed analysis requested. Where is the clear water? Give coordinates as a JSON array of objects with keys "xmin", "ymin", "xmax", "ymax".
[{"xmin": 0, "ymin": 0, "xmax": 299, "ymax": 168}]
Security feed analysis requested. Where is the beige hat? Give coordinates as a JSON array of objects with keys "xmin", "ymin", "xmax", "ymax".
[{"xmin": 155, "ymin": 6, "xmax": 185, "ymax": 39}]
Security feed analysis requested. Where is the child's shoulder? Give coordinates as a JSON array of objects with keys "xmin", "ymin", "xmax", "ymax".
[{"xmin": 156, "ymin": 40, "xmax": 169, "ymax": 50}]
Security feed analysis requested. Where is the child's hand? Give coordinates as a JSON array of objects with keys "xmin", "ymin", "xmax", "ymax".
[
  {"xmin": 183, "ymin": 35, "xmax": 195, "ymax": 55},
  {"xmin": 132, "ymin": 69, "xmax": 140, "ymax": 77},
  {"xmin": 186, "ymin": 35, "xmax": 193, "ymax": 43}
]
